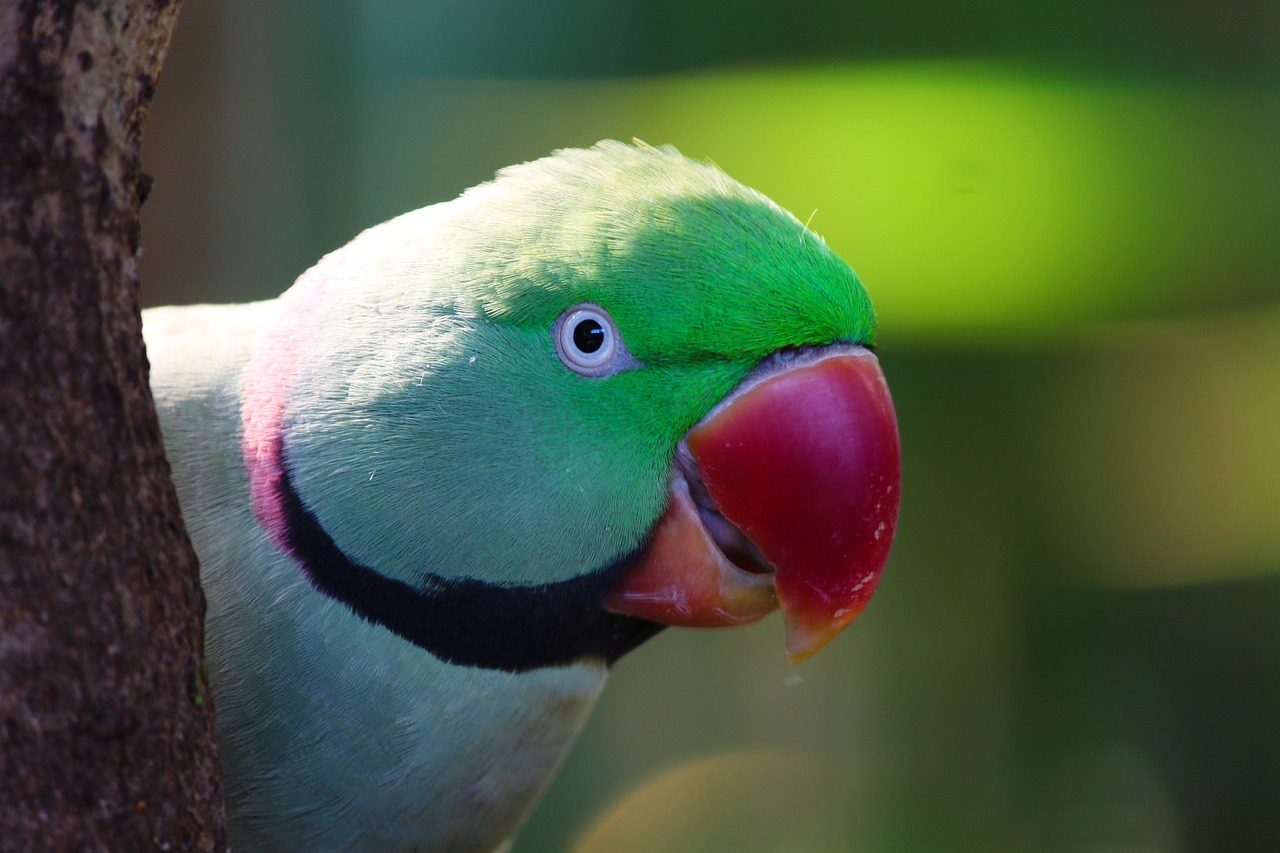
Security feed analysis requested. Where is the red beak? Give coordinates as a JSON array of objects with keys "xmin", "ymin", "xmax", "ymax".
[{"xmin": 605, "ymin": 347, "xmax": 901, "ymax": 663}]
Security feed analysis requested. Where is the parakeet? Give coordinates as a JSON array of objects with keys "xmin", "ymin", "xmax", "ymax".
[{"xmin": 143, "ymin": 141, "xmax": 901, "ymax": 852}]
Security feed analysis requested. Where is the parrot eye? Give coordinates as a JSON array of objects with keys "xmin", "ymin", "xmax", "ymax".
[{"xmin": 553, "ymin": 303, "xmax": 633, "ymax": 377}]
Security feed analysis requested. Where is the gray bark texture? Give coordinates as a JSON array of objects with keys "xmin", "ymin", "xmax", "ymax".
[{"xmin": 0, "ymin": 1, "xmax": 225, "ymax": 849}]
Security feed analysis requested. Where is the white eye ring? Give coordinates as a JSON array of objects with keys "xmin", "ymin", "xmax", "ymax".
[{"xmin": 553, "ymin": 303, "xmax": 631, "ymax": 377}]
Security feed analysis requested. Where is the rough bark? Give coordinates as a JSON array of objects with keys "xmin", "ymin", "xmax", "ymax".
[{"xmin": 0, "ymin": 1, "xmax": 224, "ymax": 849}]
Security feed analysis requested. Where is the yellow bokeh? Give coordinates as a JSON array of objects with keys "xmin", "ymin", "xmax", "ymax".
[{"xmin": 363, "ymin": 62, "xmax": 1278, "ymax": 339}]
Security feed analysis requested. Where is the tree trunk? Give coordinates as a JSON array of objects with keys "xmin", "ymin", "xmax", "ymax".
[{"xmin": 0, "ymin": 1, "xmax": 224, "ymax": 849}]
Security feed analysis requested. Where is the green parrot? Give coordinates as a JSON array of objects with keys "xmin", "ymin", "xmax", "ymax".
[{"xmin": 143, "ymin": 141, "xmax": 900, "ymax": 851}]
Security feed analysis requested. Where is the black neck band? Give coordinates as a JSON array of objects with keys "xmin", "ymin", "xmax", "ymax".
[{"xmin": 276, "ymin": 450, "xmax": 664, "ymax": 672}]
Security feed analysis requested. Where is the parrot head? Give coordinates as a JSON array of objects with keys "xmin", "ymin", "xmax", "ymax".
[{"xmin": 241, "ymin": 141, "xmax": 900, "ymax": 671}]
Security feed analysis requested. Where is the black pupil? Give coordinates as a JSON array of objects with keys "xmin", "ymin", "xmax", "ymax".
[{"xmin": 573, "ymin": 319, "xmax": 606, "ymax": 354}]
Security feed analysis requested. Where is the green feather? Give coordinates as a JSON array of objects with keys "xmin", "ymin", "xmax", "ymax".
[{"xmin": 288, "ymin": 141, "xmax": 875, "ymax": 588}]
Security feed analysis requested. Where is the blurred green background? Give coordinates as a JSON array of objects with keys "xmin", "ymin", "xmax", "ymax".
[{"xmin": 140, "ymin": 2, "xmax": 1279, "ymax": 850}]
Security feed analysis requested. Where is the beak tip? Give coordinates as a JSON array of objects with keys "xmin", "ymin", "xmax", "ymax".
[
  {"xmin": 781, "ymin": 601, "xmax": 863, "ymax": 664},
  {"xmin": 784, "ymin": 632, "xmax": 832, "ymax": 666}
]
